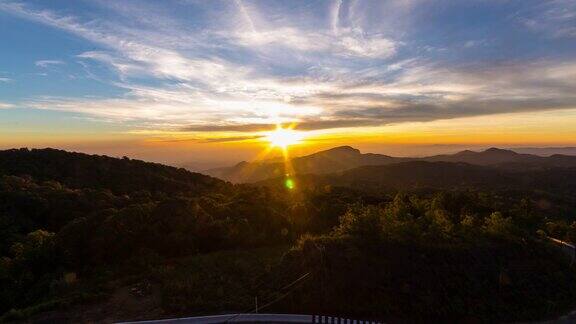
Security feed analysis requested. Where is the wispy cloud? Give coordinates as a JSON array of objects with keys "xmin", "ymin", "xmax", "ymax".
[
  {"xmin": 35, "ymin": 60, "xmax": 65, "ymax": 68},
  {"xmin": 149, "ymin": 134, "xmax": 263, "ymax": 144},
  {"xmin": 517, "ymin": 0, "xmax": 576, "ymax": 38},
  {"xmin": 0, "ymin": 102, "xmax": 14, "ymax": 109}
]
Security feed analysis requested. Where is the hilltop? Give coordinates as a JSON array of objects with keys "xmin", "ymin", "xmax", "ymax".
[{"xmin": 0, "ymin": 148, "xmax": 224, "ymax": 195}]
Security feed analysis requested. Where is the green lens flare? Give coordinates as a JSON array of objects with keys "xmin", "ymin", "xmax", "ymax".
[{"xmin": 285, "ymin": 178, "xmax": 295, "ymax": 190}]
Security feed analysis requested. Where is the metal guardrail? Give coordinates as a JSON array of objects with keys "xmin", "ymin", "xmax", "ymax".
[
  {"xmin": 117, "ymin": 313, "xmax": 383, "ymax": 324},
  {"xmin": 548, "ymin": 237, "xmax": 576, "ymax": 249}
]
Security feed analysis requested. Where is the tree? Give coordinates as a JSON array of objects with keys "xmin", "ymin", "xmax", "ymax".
[{"xmin": 483, "ymin": 212, "xmax": 515, "ymax": 237}]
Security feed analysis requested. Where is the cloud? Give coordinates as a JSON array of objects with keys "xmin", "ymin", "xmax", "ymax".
[
  {"xmin": 179, "ymin": 58, "xmax": 576, "ymax": 132},
  {"xmin": 153, "ymin": 135, "xmax": 264, "ymax": 143},
  {"xmin": 183, "ymin": 124, "xmax": 275, "ymax": 132},
  {"xmin": 1, "ymin": 1, "xmax": 240, "ymax": 85},
  {"xmin": 35, "ymin": 60, "xmax": 65, "ymax": 68},
  {"xmin": 224, "ymin": 0, "xmax": 398, "ymax": 59},
  {"xmin": 0, "ymin": 102, "xmax": 14, "ymax": 109},
  {"xmin": 0, "ymin": 77, "xmax": 11, "ymax": 82},
  {"xmin": 517, "ymin": 0, "xmax": 576, "ymax": 38},
  {"xmin": 229, "ymin": 27, "xmax": 397, "ymax": 59},
  {"xmin": 339, "ymin": 33, "xmax": 396, "ymax": 58},
  {"xmin": 201, "ymin": 135, "xmax": 264, "ymax": 143}
]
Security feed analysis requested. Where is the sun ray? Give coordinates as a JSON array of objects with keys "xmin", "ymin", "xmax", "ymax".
[{"xmin": 260, "ymin": 124, "xmax": 305, "ymax": 190}]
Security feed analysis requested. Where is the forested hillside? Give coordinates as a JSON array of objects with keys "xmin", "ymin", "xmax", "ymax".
[
  {"xmin": 0, "ymin": 149, "xmax": 295, "ymax": 320},
  {"xmin": 1, "ymin": 149, "xmax": 576, "ymax": 322},
  {"xmin": 0, "ymin": 148, "xmax": 224, "ymax": 195}
]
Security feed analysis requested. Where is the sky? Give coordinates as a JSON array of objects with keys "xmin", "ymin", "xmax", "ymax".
[{"xmin": 1, "ymin": 0, "xmax": 576, "ymax": 167}]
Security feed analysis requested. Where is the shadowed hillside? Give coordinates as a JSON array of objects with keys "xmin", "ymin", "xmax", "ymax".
[
  {"xmin": 0, "ymin": 148, "xmax": 225, "ymax": 195},
  {"xmin": 257, "ymin": 160, "xmax": 576, "ymax": 194},
  {"xmin": 205, "ymin": 146, "xmax": 576, "ymax": 183},
  {"xmin": 205, "ymin": 146, "xmax": 410, "ymax": 183}
]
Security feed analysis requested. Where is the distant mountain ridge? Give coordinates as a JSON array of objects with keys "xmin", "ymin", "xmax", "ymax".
[
  {"xmin": 257, "ymin": 160, "xmax": 576, "ymax": 195},
  {"xmin": 205, "ymin": 146, "xmax": 411, "ymax": 183},
  {"xmin": 510, "ymin": 147, "xmax": 576, "ymax": 156},
  {"xmin": 204, "ymin": 146, "xmax": 576, "ymax": 183}
]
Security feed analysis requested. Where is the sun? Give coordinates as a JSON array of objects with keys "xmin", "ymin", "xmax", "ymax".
[{"xmin": 265, "ymin": 125, "xmax": 303, "ymax": 149}]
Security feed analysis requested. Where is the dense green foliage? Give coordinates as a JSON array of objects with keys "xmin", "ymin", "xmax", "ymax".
[
  {"xmin": 157, "ymin": 246, "xmax": 290, "ymax": 314},
  {"xmin": 281, "ymin": 196, "xmax": 576, "ymax": 321},
  {"xmin": 0, "ymin": 148, "xmax": 223, "ymax": 195},
  {"xmin": 0, "ymin": 149, "xmax": 296, "ymax": 317},
  {"xmin": 1, "ymin": 148, "xmax": 576, "ymax": 322}
]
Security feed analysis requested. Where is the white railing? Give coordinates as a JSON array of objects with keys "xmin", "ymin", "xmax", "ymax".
[{"xmin": 117, "ymin": 313, "xmax": 383, "ymax": 324}]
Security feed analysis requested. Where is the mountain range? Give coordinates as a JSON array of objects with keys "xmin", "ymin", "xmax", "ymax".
[
  {"xmin": 256, "ymin": 161, "xmax": 576, "ymax": 197},
  {"xmin": 510, "ymin": 147, "xmax": 576, "ymax": 156},
  {"xmin": 205, "ymin": 146, "xmax": 576, "ymax": 183}
]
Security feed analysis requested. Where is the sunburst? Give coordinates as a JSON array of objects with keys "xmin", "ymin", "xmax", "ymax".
[{"xmin": 264, "ymin": 125, "xmax": 303, "ymax": 149}]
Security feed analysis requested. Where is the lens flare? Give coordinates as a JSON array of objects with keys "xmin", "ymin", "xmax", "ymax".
[{"xmin": 285, "ymin": 178, "xmax": 295, "ymax": 190}]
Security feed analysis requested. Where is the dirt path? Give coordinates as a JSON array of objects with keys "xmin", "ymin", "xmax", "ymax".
[{"xmin": 28, "ymin": 283, "xmax": 164, "ymax": 324}]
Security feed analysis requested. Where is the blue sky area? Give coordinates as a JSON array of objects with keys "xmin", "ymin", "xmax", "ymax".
[{"xmin": 0, "ymin": 0, "xmax": 575, "ymax": 140}]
